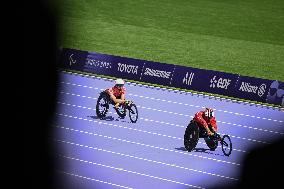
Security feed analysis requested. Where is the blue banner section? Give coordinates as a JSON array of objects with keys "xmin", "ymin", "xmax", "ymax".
[
  {"xmin": 266, "ymin": 80, "xmax": 284, "ymax": 106},
  {"xmin": 59, "ymin": 48, "xmax": 88, "ymax": 71},
  {"xmin": 58, "ymin": 48, "xmax": 283, "ymax": 106},
  {"xmin": 171, "ymin": 66, "xmax": 239, "ymax": 97},
  {"xmin": 140, "ymin": 61, "xmax": 175, "ymax": 86},
  {"xmin": 234, "ymin": 76, "xmax": 273, "ymax": 103},
  {"xmin": 85, "ymin": 52, "xmax": 145, "ymax": 81}
]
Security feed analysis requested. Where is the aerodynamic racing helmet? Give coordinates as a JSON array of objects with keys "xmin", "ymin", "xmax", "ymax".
[
  {"xmin": 204, "ymin": 108, "xmax": 214, "ymax": 118},
  {"xmin": 115, "ymin": 78, "xmax": 125, "ymax": 87}
]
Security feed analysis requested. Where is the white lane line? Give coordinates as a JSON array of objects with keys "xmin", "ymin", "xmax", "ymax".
[
  {"xmin": 55, "ymin": 101, "xmax": 247, "ymax": 152},
  {"xmin": 137, "ymin": 105, "xmax": 283, "ymax": 136},
  {"xmin": 56, "ymin": 112, "xmax": 183, "ymax": 140},
  {"xmin": 59, "ymin": 80, "xmax": 283, "ymax": 123},
  {"xmin": 57, "ymin": 170, "xmax": 133, "ymax": 189},
  {"xmin": 56, "ymin": 110, "xmax": 269, "ymax": 145},
  {"xmin": 53, "ymin": 125, "xmax": 241, "ymax": 166},
  {"xmin": 53, "ymin": 138, "xmax": 238, "ymax": 181},
  {"xmin": 57, "ymin": 154, "xmax": 206, "ymax": 189},
  {"xmin": 56, "ymin": 94, "xmax": 283, "ymax": 136}
]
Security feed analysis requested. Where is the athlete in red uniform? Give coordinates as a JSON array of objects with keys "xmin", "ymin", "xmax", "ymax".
[
  {"xmin": 106, "ymin": 79, "xmax": 126, "ymax": 108},
  {"xmin": 193, "ymin": 108, "xmax": 217, "ymax": 136}
]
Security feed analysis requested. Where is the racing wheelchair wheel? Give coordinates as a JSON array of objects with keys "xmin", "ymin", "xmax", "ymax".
[
  {"xmin": 115, "ymin": 105, "xmax": 126, "ymax": 119},
  {"xmin": 204, "ymin": 137, "xmax": 218, "ymax": 151},
  {"xmin": 221, "ymin": 135, "xmax": 232, "ymax": 156},
  {"xmin": 96, "ymin": 92, "xmax": 109, "ymax": 118},
  {"xmin": 128, "ymin": 103, "xmax": 138, "ymax": 123},
  {"xmin": 184, "ymin": 121, "xmax": 199, "ymax": 152}
]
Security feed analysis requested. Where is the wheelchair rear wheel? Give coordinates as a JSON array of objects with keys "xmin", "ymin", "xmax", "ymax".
[
  {"xmin": 96, "ymin": 92, "xmax": 109, "ymax": 118},
  {"xmin": 184, "ymin": 121, "xmax": 199, "ymax": 152}
]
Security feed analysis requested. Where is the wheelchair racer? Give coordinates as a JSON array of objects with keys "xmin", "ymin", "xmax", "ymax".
[
  {"xmin": 193, "ymin": 108, "xmax": 217, "ymax": 136},
  {"xmin": 106, "ymin": 78, "xmax": 126, "ymax": 109}
]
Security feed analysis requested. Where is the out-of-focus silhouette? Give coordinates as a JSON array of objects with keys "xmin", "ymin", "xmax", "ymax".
[
  {"xmin": 24, "ymin": 0, "xmax": 58, "ymax": 188},
  {"xmin": 208, "ymin": 138, "xmax": 284, "ymax": 189},
  {"xmin": 238, "ymin": 138, "xmax": 284, "ymax": 188},
  {"xmin": 24, "ymin": 1, "xmax": 283, "ymax": 189}
]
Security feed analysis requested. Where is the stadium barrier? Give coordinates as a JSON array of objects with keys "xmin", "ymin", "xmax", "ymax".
[{"xmin": 59, "ymin": 48, "xmax": 284, "ymax": 107}]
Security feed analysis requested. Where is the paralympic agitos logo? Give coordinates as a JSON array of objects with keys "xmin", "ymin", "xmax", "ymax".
[{"xmin": 69, "ymin": 54, "xmax": 76, "ymax": 66}]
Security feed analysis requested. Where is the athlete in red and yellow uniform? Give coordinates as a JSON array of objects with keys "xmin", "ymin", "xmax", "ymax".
[
  {"xmin": 106, "ymin": 79, "xmax": 126, "ymax": 108},
  {"xmin": 193, "ymin": 108, "xmax": 217, "ymax": 136}
]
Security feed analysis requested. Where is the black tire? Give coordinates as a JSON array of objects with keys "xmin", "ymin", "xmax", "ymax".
[
  {"xmin": 128, "ymin": 104, "xmax": 138, "ymax": 123},
  {"xmin": 115, "ymin": 105, "xmax": 126, "ymax": 119},
  {"xmin": 221, "ymin": 135, "xmax": 232, "ymax": 156},
  {"xmin": 96, "ymin": 92, "xmax": 109, "ymax": 118},
  {"xmin": 204, "ymin": 137, "xmax": 218, "ymax": 151},
  {"xmin": 184, "ymin": 121, "xmax": 199, "ymax": 152}
]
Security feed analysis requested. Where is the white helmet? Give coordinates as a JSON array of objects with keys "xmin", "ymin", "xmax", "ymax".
[
  {"xmin": 205, "ymin": 108, "xmax": 214, "ymax": 118},
  {"xmin": 115, "ymin": 78, "xmax": 125, "ymax": 86}
]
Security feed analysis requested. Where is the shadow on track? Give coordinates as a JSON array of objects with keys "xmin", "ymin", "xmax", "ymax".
[
  {"xmin": 88, "ymin": 115, "xmax": 130, "ymax": 123},
  {"xmin": 88, "ymin": 115, "xmax": 115, "ymax": 121},
  {"xmin": 175, "ymin": 147, "xmax": 225, "ymax": 156}
]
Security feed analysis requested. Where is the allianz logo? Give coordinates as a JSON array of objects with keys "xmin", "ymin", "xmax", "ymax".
[
  {"xmin": 117, "ymin": 63, "xmax": 139, "ymax": 75},
  {"xmin": 86, "ymin": 58, "xmax": 112, "ymax": 69},
  {"xmin": 239, "ymin": 82, "xmax": 266, "ymax": 97},
  {"xmin": 210, "ymin": 76, "xmax": 231, "ymax": 90},
  {"xmin": 144, "ymin": 67, "xmax": 171, "ymax": 79},
  {"xmin": 183, "ymin": 72, "xmax": 194, "ymax": 85}
]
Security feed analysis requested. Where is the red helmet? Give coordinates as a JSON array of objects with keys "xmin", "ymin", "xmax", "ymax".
[{"xmin": 204, "ymin": 108, "xmax": 214, "ymax": 118}]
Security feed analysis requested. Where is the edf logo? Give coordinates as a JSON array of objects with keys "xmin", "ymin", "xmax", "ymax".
[{"xmin": 210, "ymin": 76, "xmax": 231, "ymax": 90}]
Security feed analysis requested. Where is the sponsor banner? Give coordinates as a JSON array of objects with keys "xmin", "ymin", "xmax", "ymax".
[
  {"xmin": 83, "ymin": 52, "xmax": 114, "ymax": 76},
  {"xmin": 266, "ymin": 80, "xmax": 284, "ymax": 106},
  {"xmin": 85, "ymin": 52, "xmax": 144, "ymax": 81},
  {"xmin": 59, "ymin": 48, "xmax": 88, "ymax": 71},
  {"xmin": 140, "ymin": 61, "xmax": 175, "ymax": 86},
  {"xmin": 171, "ymin": 65, "xmax": 239, "ymax": 97},
  {"xmin": 235, "ymin": 76, "xmax": 273, "ymax": 103},
  {"xmin": 59, "ymin": 48, "xmax": 283, "ymax": 106}
]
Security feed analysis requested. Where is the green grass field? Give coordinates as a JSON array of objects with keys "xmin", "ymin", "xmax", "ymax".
[{"xmin": 54, "ymin": 0, "xmax": 284, "ymax": 81}]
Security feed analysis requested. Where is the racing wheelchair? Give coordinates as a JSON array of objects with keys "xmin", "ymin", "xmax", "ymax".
[
  {"xmin": 184, "ymin": 120, "xmax": 232, "ymax": 156},
  {"xmin": 96, "ymin": 91, "xmax": 139, "ymax": 123}
]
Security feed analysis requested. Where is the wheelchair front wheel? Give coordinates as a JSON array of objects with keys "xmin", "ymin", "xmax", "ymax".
[
  {"xmin": 221, "ymin": 135, "xmax": 232, "ymax": 156},
  {"xmin": 128, "ymin": 103, "xmax": 138, "ymax": 123}
]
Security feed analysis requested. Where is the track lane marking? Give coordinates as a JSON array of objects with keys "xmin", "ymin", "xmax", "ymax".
[
  {"xmin": 59, "ymin": 80, "xmax": 283, "ymax": 123},
  {"xmin": 56, "ymin": 154, "xmax": 206, "ymax": 189},
  {"xmin": 57, "ymin": 170, "xmax": 133, "ymax": 189},
  {"xmin": 52, "ymin": 124, "xmax": 240, "ymax": 166},
  {"xmin": 53, "ymin": 138, "xmax": 239, "ymax": 181},
  {"xmin": 56, "ymin": 95, "xmax": 283, "ymax": 136}
]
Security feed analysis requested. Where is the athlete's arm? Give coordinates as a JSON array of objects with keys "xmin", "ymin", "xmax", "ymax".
[
  {"xmin": 109, "ymin": 94, "xmax": 125, "ymax": 104},
  {"xmin": 210, "ymin": 117, "xmax": 217, "ymax": 133},
  {"xmin": 195, "ymin": 112, "xmax": 213, "ymax": 135},
  {"xmin": 120, "ymin": 93, "xmax": 126, "ymax": 102}
]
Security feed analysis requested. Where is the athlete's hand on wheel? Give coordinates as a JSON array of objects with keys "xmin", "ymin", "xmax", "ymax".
[{"xmin": 207, "ymin": 131, "xmax": 214, "ymax": 136}]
